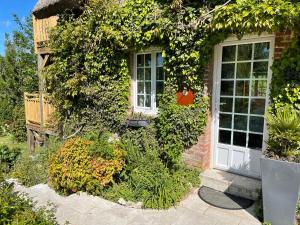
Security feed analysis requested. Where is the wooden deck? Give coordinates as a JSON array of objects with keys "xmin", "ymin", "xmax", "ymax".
[
  {"xmin": 24, "ymin": 92, "xmax": 56, "ymax": 133},
  {"xmin": 32, "ymin": 15, "xmax": 57, "ymax": 54},
  {"xmin": 24, "ymin": 92, "xmax": 57, "ymax": 151}
]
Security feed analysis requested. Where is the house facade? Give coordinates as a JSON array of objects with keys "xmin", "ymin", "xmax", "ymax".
[{"xmin": 28, "ymin": 0, "xmax": 293, "ymax": 180}]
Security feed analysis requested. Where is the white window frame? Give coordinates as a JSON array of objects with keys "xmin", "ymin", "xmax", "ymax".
[{"xmin": 132, "ymin": 48, "xmax": 163, "ymax": 115}]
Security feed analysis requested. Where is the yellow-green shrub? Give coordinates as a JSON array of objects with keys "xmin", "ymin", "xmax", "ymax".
[{"xmin": 48, "ymin": 137, "xmax": 124, "ymax": 195}]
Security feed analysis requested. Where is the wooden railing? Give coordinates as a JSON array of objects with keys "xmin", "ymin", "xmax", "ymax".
[
  {"xmin": 24, "ymin": 92, "xmax": 55, "ymax": 128},
  {"xmin": 32, "ymin": 15, "xmax": 58, "ymax": 53}
]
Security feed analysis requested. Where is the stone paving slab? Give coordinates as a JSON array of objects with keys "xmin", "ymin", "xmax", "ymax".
[{"xmin": 12, "ymin": 182, "xmax": 261, "ymax": 225}]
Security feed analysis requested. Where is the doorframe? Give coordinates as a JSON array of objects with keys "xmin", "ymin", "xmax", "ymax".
[{"xmin": 210, "ymin": 33, "xmax": 275, "ymax": 175}]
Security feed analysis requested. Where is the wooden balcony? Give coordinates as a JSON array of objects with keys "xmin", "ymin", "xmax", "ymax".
[
  {"xmin": 24, "ymin": 92, "xmax": 56, "ymax": 133},
  {"xmin": 32, "ymin": 15, "xmax": 58, "ymax": 54}
]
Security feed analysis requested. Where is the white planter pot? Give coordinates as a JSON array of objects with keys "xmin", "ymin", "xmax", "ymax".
[{"xmin": 261, "ymin": 157, "xmax": 300, "ymax": 225}]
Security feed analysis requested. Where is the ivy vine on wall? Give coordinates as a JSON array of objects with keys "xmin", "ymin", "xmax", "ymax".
[{"xmin": 45, "ymin": 0, "xmax": 300, "ymax": 164}]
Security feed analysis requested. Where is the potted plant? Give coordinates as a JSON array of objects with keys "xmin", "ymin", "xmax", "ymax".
[
  {"xmin": 126, "ymin": 113, "xmax": 151, "ymax": 128},
  {"xmin": 261, "ymin": 106, "xmax": 300, "ymax": 225}
]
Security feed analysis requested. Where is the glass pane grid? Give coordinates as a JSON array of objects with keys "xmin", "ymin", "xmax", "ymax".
[{"xmin": 219, "ymin": 42, "xmax": 270, "ymax": 150}]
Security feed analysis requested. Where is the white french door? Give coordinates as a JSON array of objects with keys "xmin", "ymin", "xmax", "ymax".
[{"xmin": 213, "ymin": 35, "xmax": 274, "ymax": 178}]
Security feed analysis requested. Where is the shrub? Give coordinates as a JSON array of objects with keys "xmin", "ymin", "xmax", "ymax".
[
  {"xmin": 0, "ymin": 145, "xmax": 21, "ymax": 173},
  {"xmin": 0, "ymin": 181, "xmax": 58, "ymax": 225},
  {"xmin": 156, "ymin": 94, "xmax": 208, "ymax": 167},
  {"xmin": 265, "ymin": 106, "xmax": 300, "ymax": 161},
  {"xmin": 12, "ymin": 153, "xmax": 49, "ymax": 187},
  {"xmin": 9, "ymin": 106, "xmax": 27, "ymax": 142},
  {"xmin": 119, "ymin": 127, "xmax": 200, "ymax": 209},
  {"xmin": 12, "ymin": 137, "xmax": 61, "ymax": 187},
  {"xmin": 48, "ymin": 137, "xmax": 124, "ymax": 195}
]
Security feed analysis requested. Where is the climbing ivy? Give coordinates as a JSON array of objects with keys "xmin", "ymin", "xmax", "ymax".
[
  {"xmin": 271, "ymin": 38, "xmax": 300, "ymax": 110},
  {"xmin": 45, "ymin": 0, "xmax": 300, "ymax": 163}
]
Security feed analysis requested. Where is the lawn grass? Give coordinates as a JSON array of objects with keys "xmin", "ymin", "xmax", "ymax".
[{"xmin": 0, "ymin": 135, "xmax": 27, "ymax": 152}]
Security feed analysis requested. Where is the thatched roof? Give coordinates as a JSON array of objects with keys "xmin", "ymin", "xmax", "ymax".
[{"xmin": 33, "ymin": 0, "xmax": 81, "ymax": 19}]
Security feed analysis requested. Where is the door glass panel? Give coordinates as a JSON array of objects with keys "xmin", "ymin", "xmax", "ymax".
[
  {"xmin": 253, "ymin": 62, "xmax": 268, "ymax": 79},
  {"xmin": 238, "ymin": 44, "xmax": 252, "ymax": 61},
  {"xmin": 222, "ymin": 46, "xmax": 236, "ymax": 62},
  {"xmin": 251, "ymin": 80, "xmax": 267, "ymax": 96},
  {"xmin": 220, "ymin": 97, "xmax": 233, "ymax": 112},
  {"xmin": 234, "ymin": 115, "xmax": 248, "ymax": 131},
  {"xmin": 248, "ymin": 133, "xmax": 263, "ymax": 149},
  {"xmin": 249, "ymin": 116, "xmax": 264, "ymax": 133},
  {"xmin": 233, "ymin": 132, "xmax": 247, "ymax": 147},
  {"xmin": 236, "ymin": 63, "xmax": 251, "ymax": 78},
  {"xmin": 236, "ymin": 81, "xmax": 249, "ymax": 96},
  {"xmin": 219, "ymin": 130, "xmax": 231, "ymax": 144},
  {"xmin": 222, "ymin": 64, "xmax": 235, "ymax": 79},
  {"xmin": 221, "ymin": 81, "xmax": 234, "ymax": 96},
  {"xmin": 220, "ymin": 114, "xmax": 232, "ymax": 129},
  {"xmin": 254, "ymin": 42, "xmax": 270, "ymax": 59},
  {"xmin": 250, "ymin": 99, "xmax": 265, "ymax": 115},
  {"xmin": 235, "ymin": 98, "xmax": 249, "ymax": 114},
  {"xmin": 218, "ymin": 41, "xmax": 270, "ymax": 151}
]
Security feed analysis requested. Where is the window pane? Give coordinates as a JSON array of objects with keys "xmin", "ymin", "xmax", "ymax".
[
  {"xmin": 248, "ymin": 133, "xmax": 263, "ymax": 150},
  {"xmin": 220, "ymin": 97, "xmax": 233, "ymax": 112},
  {"xmin": 145, "ymin": 95, "xmax": 151, "ymax": 107},
  {"xmin": 137, "ymin": 68, "xmax": 144, "ymax": 80},
  {"xmin": 250, "ymin": 99, "xmax": 265, "ymax": 115},
  {"xmin": 233, "ymin": 132, "xmax": 247, "ymax": 147},
  {"xmin": 145, "ymin": 54, "xmax": 151, "ymax": 67},
  {"xmin": 137, "ymin": 95, "xmax": 144, "ymax": 107},
  {"xmin": 236, "ymin": 63, "xmax": 251, "ymax": 78},
  {"xmin": 221, "ymin": 81, "xmax": 234, "ymax": 96},
  {"xmin": 254, "ymin": 42, "xmax": 270, "ymax": 60},
  {"xmin": 157, "ymin": 53, "xmax": 163, "ymax": 67},
  {"xmin": 145, "ymin": 68, "xmax": 151, "ymax": 80},
  {"xmin": 238, "ymin": 44, "xmax": 252, "ymax": 61},
  {"xmin": 219, "ymin": 130, "xmax": 231, "ymax": 144},
  {"xmin": 236, "ymin": 80, "xmax": 249, "ymax": 96},
  {"xmin": 251, "ymin": 80, "xmax": 267, "ymax": 97},
  {"xmin": 221, "ymin": 64, "xmax": 235, "ymax": 79},
  {"xmin": 222, "ymin": 46, "xmax": 236, "ymax": 62},
  {"xmin": 249, "ymin": 116, "xmax": 264, "ymax": 133},
  {"xmin": 220, "ymin": 114, "xmax": 232, "ymax": 129},
  {"xmin": 137, "ymin": 55, "xmax": 144, "ymax": 67},
  {"xmin": 156, "ymin": 81, "xmax": 164, "ymax": 95},
  {"xmin": 137, "ymin": 82, "xmax": 144, "ymax": 94},
  {"xmin": 235, "ymin": 98, "xmax": 249, "ymax": 114},
  {"xmin": 253, "ymin": 62, "xmax": 268, "ymax": 79},
  {"xmin": 156, "ymin": 67, "xmax": 164, "ymax": 81},
  {"xmin": 234, "ymin": 115, "xmax": 248, "ymax": 131},
  {"xmin": 145, "ymin": 82, "xmax": 151, "ymax": 94}
]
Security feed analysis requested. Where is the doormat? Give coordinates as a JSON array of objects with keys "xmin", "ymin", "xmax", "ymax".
[{"xmin": 198, "ymin": 186, "xmax": 254, "ymax": 210}]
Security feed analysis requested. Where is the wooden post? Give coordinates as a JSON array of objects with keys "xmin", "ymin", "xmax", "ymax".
[{"xmin": 27, "ymin": 128, "xmax": 35, "ymax": 154}]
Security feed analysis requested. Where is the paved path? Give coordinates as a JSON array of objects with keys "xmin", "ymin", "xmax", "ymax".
[{"xmin": 13, "ymin": 182, "xmax": 261, "ymax": 225}]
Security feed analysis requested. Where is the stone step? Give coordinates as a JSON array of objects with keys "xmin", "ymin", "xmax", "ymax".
[{"xmin": 200, "ymin": 169, "xmax": 261, "ymax": 200}]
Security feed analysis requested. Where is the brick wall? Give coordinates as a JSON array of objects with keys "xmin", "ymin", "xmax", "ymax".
[
  {"xmin": 184, "ymin": 31, "xmax": 293, "ymax": 170},
  {"xmin": 183, "ymin": 55, "xmax": 214, "ymax": 170}
]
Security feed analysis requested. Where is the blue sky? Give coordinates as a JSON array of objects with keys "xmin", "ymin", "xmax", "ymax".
[{"xmin": 0, "ymin": 0, "xmax": 37, "ymax": 55}]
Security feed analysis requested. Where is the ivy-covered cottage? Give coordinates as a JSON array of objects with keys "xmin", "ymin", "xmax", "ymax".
[{"xmin": 25, "ymin": 0, "xmax": 300, "ymax": 223}]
